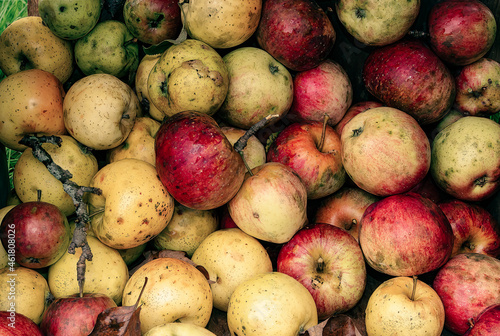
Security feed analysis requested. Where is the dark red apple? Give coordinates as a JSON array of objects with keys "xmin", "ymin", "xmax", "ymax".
[
  {"xmin": 465, "ymin": 303, "xmax": 500, "ymax": 336},
  {"xmin": 256, "ymin": 0, "xmax": 336, "ymax": 72},
  {"xmin": 408, "ymin": 172, "xmax": 447, "ymax": 204},
  {"xmin": 40, "ymin": 293, "xmax": 117, "ymax": 336},
  {"xmin": 359, "ymin": 192, "xmax": 454, "ymax": 277},
  {"xmin": 334, "ymin": 100, "xmax": 383, "ymax": 136},
  {"xmin": 219, "ymin": 204, "xmax": 238, "ymax": 229},
  {"xmin": 0, "ymin": 311, "xmax": 43, "ymax": 336},
  {"xmin": 363, "ymin": 38, "xmax": 456, "ymax": 125},
  {"xmin": 155, "ymin": 111, "xmax": 246, "ymax": 210},
  {"xmin": 0, "ymin": 201, "xmax": 70, "ymax": 268},
  {"xmin": 428, "ymin": 0, "xmax": 497, "ymax": 66},
  {"xmin": 266, "ymin": 121, "xmax": 346, "ymax": 199},
  {"xmin": 433, "ymin": 253, "xmax": 500, "ymax": 335}
]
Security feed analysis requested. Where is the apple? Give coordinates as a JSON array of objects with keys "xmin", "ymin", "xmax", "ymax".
[
  {"xmin": 145, "ymin": 322, "xmax": 217, "ymax": 336},
  {"xmin": 277, "ymin": 223, "xmax": 366, "ymax": 320},
  {"xmin": 430, "ymin": 116, "xmax": 500, "ymax": 202},
  {"xmin": 465, "ymin": 304, "xmax": 500, "ymax": 336},
  {"xmin": 123, "ymin": 0, "xmax": 182, "ymax": 45},
  {"xmin": 287, "ymin": 60, "xmax": 353, "ymax": 127},
  {"xmin": 340, "ymin": 106, "xmax": 431, "ymax": 196},
  {"xmin": 218, "ymin": 47, "xmax": 293, "ymax": 130},
  {"xmin": 428, "ymin": 107, "xmax": 465, "ymax": 141},
  {"xmin": 334, "ymin": 100, "xmax": 383, "ymax": 136},
  {"xmin": 0, "ymin": 69, "xmax": 66, "ymax": 152},
  {"xmin": 134, "ymin": 53, "xmax": 163, "ymax": 121},
  {"xmin": 454, "ymin": 58, "xmax": 500, "ymax": 117},
  {"xmin": 266, "ymin": 120, "xmax": 346, "ymax": 199},
  {"xmin": 122, "ymin": 257, "xmax": 213, "ymax": 334},
  {"xmin": 155, "ymin": 111, "xmax": 246, "ymax": 210},
  {"xmin": 227, "ymin": 271, "xmax": 318, "ymax": 336},
  {"xmin": 0, "ymin": 311, "xmax": 43, "ymax": 336},
  {"xmin": 63, "ymin": 73, "xmax": 141, "ymax": 151},
  {"xmin": 408, "ymin": 172, "xmax": 447, "ymax": 204},
  {"xmin": 221, "ymin": 126, "xmax": 266, "ymax": 170},
  {"xmin": 256, "ymin": 0, "xmax": 336, "ymax": 72},
  {"xmin": 365, "ymin": 276, "xmax": 445, "ymax": 336},
  {"xmin": 428, "ymin": 0, "xmax": 497, "ymax": 66},
  {"xmin": 433, "ymin": 253, "xmax": 500, "ymax": 335},
  {"xmin": 363, "ymin": 38, "xmax": 456, "ymax": 125},
  {"xmin": 313, "ymin": 186, "xmax": 380, "ymax": 241},
  {"xmin": 359, "ymin": 192, "xmax": 454, "ymax": 277},
  {"xmin": 40, "ymin": 293, "xmax": 117, "ymax": 336},
  {"xmin": 118, "ymin": 243, "xmax": 147, "ymax": 266},
  {"xmin": 0, "ymin": 16, "xmax": 74, "ymax": 83}
]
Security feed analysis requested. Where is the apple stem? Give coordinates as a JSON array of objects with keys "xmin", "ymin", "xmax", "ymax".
[
  {"xmin": 318, "ymin": 114, "xmax": 329, "ymax": 152},
  {"xmin": 37, "ymin": 189, "xmax": 42, "ymax": 202},
  {"xmin": 411, "ymin": 275, "xmax": 418, "ymax": 301}
]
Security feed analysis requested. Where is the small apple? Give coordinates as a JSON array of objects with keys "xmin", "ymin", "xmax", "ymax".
[
  {"xmin": 408, "ymin": 172, "xmax": 447, "ymax": 204},
  {"xmin": 134, "ymin": 53, "xmax": 163, "ymax": 121},
  {"xmin": 334, "ymin": 100, "xmax": 383, "ymax": 136},
  {"xmin": 118, "ymin": 243, "xmax": 147, "ymax": 266},
  {"xmin": 465, "ymin": 304, "xmax": 500, "ymax": 336},
  {"xmin": 221, "ymin": 126, "xmax": 266, "ymax": 170},
  {"xmin": 145, "ymin": 322, "xmax": 217, "ymax": 336},
  {"xmin": 0, "ymin": 311, "xmax": 43, "ymax": 336}
]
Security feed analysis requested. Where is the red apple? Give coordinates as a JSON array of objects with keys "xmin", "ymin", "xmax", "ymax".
[
  {"xmin": 0, "ymin": 311, "xmax": 43, "ymax": 336},
  {"xmin": 155, "ymin": 111, "xmax": 246, "ymax": 210},
  {"xmin": 40, "ymin": 293, "xmax": 117, "ymax": 336},
  {"xmin": 219, "ymin": 204, "xmax": 238, "ymax": 229},
  {"xmin": 277, "ymin": 223, "xmax": 366, "ymax": 320},
  {"xmin": 433, "ymin": 253, "xmax": 500, "ymax": 335},
  {"xmin": 266, "ymin": 121, "xmax": 346, "ymax": 200},
  {"xmin": 408, "ymin": 172, "xmax": 447, "ymax": 204},
  {"xmin": 428, "ymin": 0, "xmax": 497, "ymax": 66},
  {"xmin": 363, "ymin": 38, "xmax": 456, "ymax": 125},
  {"xmin": 334, "ymin": 101, "xmax": 383, "ymax": 136},
  {"xmin": 438, "ymin": 198, "xmax": 500, "ymax": 258},
  {"xmin": 465, "ymin": 304, "xmax": 500, "ymax": 336},
  {"xmin": 256, "ymin": 0, "xmax": 336, "ymax": 72},
  {"xmin": 0, "ymin": 201, "xmax": 70, "ymax": 269},
  {"xmin": 359, "ymin": 192, "xmax": 454, "ymax": 277}
]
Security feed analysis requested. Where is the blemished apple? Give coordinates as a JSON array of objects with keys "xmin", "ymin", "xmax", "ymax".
[
  {"xmin": 221, "ymin": 126, "xmax": 266, "ymax": 170},
  {"xmin": 334, "ymin": 100, "xmax": 384, "ymax": 136},
  {"xmin": 277, "ymin": 223, "xmax": 366, "ymax": 320},
  {"xmin": 359, "ymin": 192, "xmax": 454, "ymax": 276},
  {"xmin": 256, "ymin": 0, "xmax": 336, "ymax": 72},
  {"xmin": 365, "ymin": 276, "xmax": 445, "ymax": 336},
  {"xmin": 134, "ymin": 53, "xmax": 163, "ymax": 121},
  {"xmin": 433, "ymin": 253, "xmax": 500, "ymax": 335},
  {"xmin": 0, "ymin": 311, "xmax": 43, "ymax": 336},
  {"xmin": 267, "ymin": 120, "xmax": 346, "ymax": 199},
  {"xmin": 465, "ymin": 304, "xmax": 500, "ymax": 336},
  {"xmin": 428, "ymin": 0, "xmax": 497, "ymax": 66}
]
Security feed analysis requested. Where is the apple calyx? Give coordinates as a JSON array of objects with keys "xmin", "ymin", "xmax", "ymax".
[
  {"xmin": 351, "ymin": 127, "xmax": 363, "ymax": 137},
  {"xmin": 355, "ymin": 7, "xmax": 366, "ymax": 19},
  {"xmin": 316, "ymin": 256, "xmax": 325, "ymax": 273},
  {"xmin": 474, "ymin": 176, "xmax": 487, "ymax": 187}
]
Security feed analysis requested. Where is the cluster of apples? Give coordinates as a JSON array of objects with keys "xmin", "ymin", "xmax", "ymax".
[{"xmin": 0, "ymin": 0, "xmax": 499, "ymax": 335}]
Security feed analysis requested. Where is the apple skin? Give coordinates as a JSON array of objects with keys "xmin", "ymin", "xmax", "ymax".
[
  {"xmin": 155, "ymin": 111, "xmax": 246, "ymax": 210},
  {"xmin": 0, "ymin": 311, "xmax": 43, "ymax": 336},
  {"xmin": 465, "ymin": 304, "xmax": 500, "ymax": 336},
  {"xmin": 363, "ymin": 38, "xmax": 456, "ymax": 125},
  {"xmin": 433, "ymin": 253, "xmax": 500, "ymax": 335},
  {"xmin": 256, "ymin": 0, "xmax": 336, "ymax": 72},
  {"xmin": 428, "ymin": 0, "xmax": 497, "ymax": 66},
  {"xmin": 277, "ymin": 223, "xmax": 366, "ymax": 320},
  {"xmin": 267, "ymin": 121, "xmax": 346, "ymax": 199},
  {"xmin": 454, "ymin": 58, "xmax": 500, "ymax": 117},
  {"xmin": 221, "ymin": 126, "xmax": 266, "ymax": 171},
  {"xmin": 359, "ymin": 192, "xmax": 454, "ymax": 277},
  {"xmin": 334, "ymin": 100, "xmax": 383, "ymax": 136}
]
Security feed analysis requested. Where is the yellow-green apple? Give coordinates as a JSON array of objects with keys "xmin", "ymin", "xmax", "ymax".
[
  {"xmin": 74, "ymin": 20, "xmax": 140, "ymax": 78},
  {"xmin": 341, "ymin": 106, "xmax": 431, "ymax": 196},
  {"xmin": 40, "ymin": 293, "xmax": 116, "ymax": 336},
  {"xmin": 454, "ymin": 58, "xmax": 500, "ymax": 117},
  {"xmin": 155, "ymin": 111, "xmax": 246, "ymax": 210},
  {"xmin": 428, "ymin": 0, "xmax": 497, "ymax": 66},
  {"xmin": 13, "ymin": 135, "xmax": 98, "ymax": 216},
  {"xmin": 335, "ymin": 0, "xmax": 420, "ymax": 46},
  {"xmin": 227, "ymin": 271, "xmax": 318, "ymax": 336},
  {"xmin": 288, "ymin": 60, "xmax": 353, "ymax": 126},
  {"xmin": 123, "ymin": 0, "xmax": 182, "ymax": 45},
  {"xmin": 428, "ymin": 107, "xmax": 465, "ymax": 141},
  {"xmin": 365, "ymin": 276, "xmax": 445, "ymax": 336},
  {"xmin": 0, "ymin": 311, "xmax": 43, "ymax": 336},
  {"xmin": 313, "ymin": 186, "xmax": 380, "ymax": 241},
  {"xmin": 465, "ymin": 304, "xmax": 500, "ymax": 336},
  {"xmin": 0, "ymin": 69, "xmax": 66, "ymax": 152},
  {"xmin": 430, "ymin": 116, "xmax": 500, "ymax": 202},
  {"xmin": 122, "ymin": 257, "xmax": 213, "ymax": 334},
  {"xmin": 433, "ymin": 253, "xmax": 500, "ymax": 335},
  {"xmin": 268, "ymin": 121, "xmax": 346, "ymax": 200},
  {"xmin": 118, "ymin": 243, "xmax": 147, "ymax": 266},
  {"xmin": 221, "ymin": 126, "xmax": 266, "ymax": 170},
  {"xmin": 153, "ymin": 203, "xmax": 219, "ymax": 257},
  {"xmin": 0, "ymin": 16, "xmax": 74, "ymax": 83},
  {"xmin": 256, "ymin": 0, "xmax": 335, "ymax": 72},
  {"xmin": 134, "ymin": 53, "xmax": 163, "ymax": 121},
  {"xmin": 334, "ymin": 101, "xmax": 383, "ymax": 136},
  {"xmin": 228, "ymin": 162, "xmax": 308, "ymax": 244},
  {"xmin": 145, "ymin": 323, "xmax": 217, "ymax": 336},
  {"xmin": 38, "ymin": 0, "xmax": 102, "ymax": 40},
  {"xmin": 191, "ymin": 228, "xmax": 273, "ymax": 312},
  {"xmin": 107, "ymin": 116, "xmax": 161, "ymax": 167},
  {"xmin": 48, "ymin": 236, "xmax": 129, "ymax": 305},
  {"xmin": 218, "ymin": 47, "xmax": 293, "ymax": 129},
  {"xmin": 363, "ymin": 38, "xmax": 455, "ymax": 125},
  {"xmin": 277, "ymin": 223, "xmax": 366, "ymax": 320},
  {"xmin": 147, "ymin": 39, "xmax": 229, "ymax": 117},
  {"xmin": 88, "ymin": 158, "xmax": 175, "ymax": 249},
  {"xmin": 438, "ymin": 199, "xmax": 500, "ymax": 258},
  {"xmin": 63, "ymin": 73, "xmax": 141, "ymax": 151},
  {"xmin": 359, "ymin": 192, "xmax": 454, "ymax": 276},
  {"xmin": 180, "ymin": 0, "xmax": 261, "ymax": 49}
]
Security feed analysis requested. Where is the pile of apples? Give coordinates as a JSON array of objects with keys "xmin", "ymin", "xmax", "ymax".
[{"xmin": 0, "ymin": 0, "xmax": 499, "ymax": 335}]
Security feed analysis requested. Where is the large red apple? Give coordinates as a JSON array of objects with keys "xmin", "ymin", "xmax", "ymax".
[
  {"xmin": 363, "ymin": 38, "xmax": 456, "ymax": 125},
  {"xmin": 465, "ymin": 304, "xmax": 500, "ymax": 336},
  {"xmin": 155, "ymin": 111, "xmax": 246, "ymax": 210},
  {"xmin": 428, "ymin": 0, "xmax": 497, "ymax": 66},
  {"xmin": 0, "ymin": 311, "xmax": 43, "ymax": 336},
  {"xmin": 433, "ymin": 253, "xmax": 500, "ymax": 335},
  {"xmin": 359, "ymin": 192, "xmax": 454, "ymax": 277},
  {"xmin": 334, "ymin": 101, "xmax": 383, "ymax": 136}
]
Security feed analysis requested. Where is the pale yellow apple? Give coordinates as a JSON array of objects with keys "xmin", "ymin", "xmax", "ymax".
[
  {"xmin": 145, "ymin": 322, "xmax": 217, "ymax": 336},
  {"xmin": 0, "ymin": 205, "xmax": 16, "ymax": 269},
  {"xmin": 135, "ymin": 54, "xmax": 164, "ymax": 121},
  {"xmin": 221, "ymin": 126, "xmax": 266, "ymax": 170}
]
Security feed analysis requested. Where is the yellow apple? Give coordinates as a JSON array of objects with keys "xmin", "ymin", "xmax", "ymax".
[
  {"xmin": 145, "ymin": 322, "xmax": 217, "ymax": 336},
  {"xmin": 221, "ymin": 126, "xmax": 266, "ymax": 170},
  {"xmin": 135, "ymin": 54, "xmax": 164, "ymax": 121}
]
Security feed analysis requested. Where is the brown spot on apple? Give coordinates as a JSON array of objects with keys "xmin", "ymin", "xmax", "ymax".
[{"xmin": 117, "ymin": 217, "xmax": 124, "ymax": 225}]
